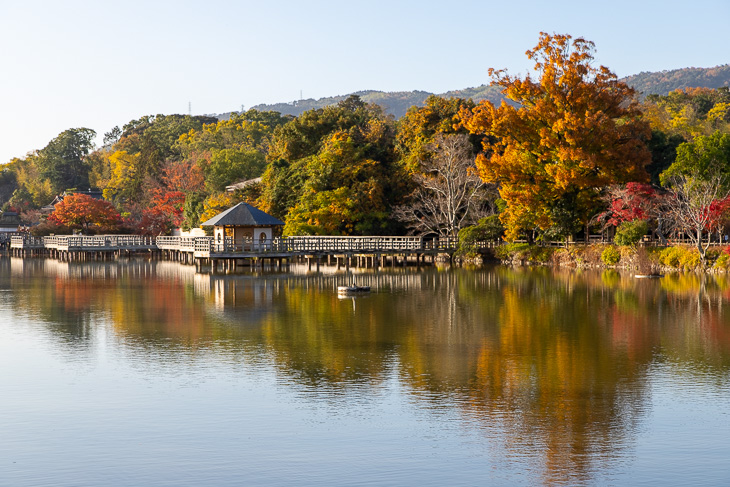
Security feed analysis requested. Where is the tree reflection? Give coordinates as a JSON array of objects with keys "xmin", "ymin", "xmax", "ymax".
[{"xmin": 5, "ymin": 258, "xmax": 730, "ymax": 483}]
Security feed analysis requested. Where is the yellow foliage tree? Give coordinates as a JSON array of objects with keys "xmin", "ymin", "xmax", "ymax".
[{"xmin": 103, "ymin": 150, "xmax": 142, "ymax": 203}]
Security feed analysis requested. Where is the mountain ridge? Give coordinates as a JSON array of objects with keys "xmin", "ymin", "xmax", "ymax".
[{"xmin": 216, "ymin": 65, "xmax": 730, "ymax": 120}]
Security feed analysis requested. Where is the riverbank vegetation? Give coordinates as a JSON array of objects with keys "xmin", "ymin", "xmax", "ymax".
[{"xmin": 2, "ymin": 33, "xmax": 730, "ymax": 269}]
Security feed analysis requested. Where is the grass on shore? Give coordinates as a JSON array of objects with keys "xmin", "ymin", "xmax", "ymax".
[{"xmin": 491, "ymin": 243, "xmax": 730, "ymax": 272}]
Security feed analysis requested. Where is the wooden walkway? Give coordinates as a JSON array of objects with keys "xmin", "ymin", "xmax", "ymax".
[
  {"xmin": 10, "ymin": 235, "xmax": 157, "ymax": 260},
  {"xmin": 9, "ymin": 234, "xmax": 465, "ymax": 270},
  {"xmin": 156, "ymin": 235, "xmax": 461, "ymax": 270}
]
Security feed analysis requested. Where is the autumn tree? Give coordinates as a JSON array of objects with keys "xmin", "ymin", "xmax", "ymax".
[
  {"xmin": 394, "ymin": 134, "xmax": 488, "ymax": 236},
  {"xmin": 6, "ymin": 156, "xmax": 54, "ymax": 209},
  {"xmin": 594, "ymin": 183, "xmax": 670, "ymax": 244},
  {"xmin": 174, "ymin": 109, "xmax": 287, "ymax": 222},
  {"xmin": 396, "ymin": 95, "xmax": 478, "ymax": 174},
  {"xmin": 461, "ymin": 33, "xmax": 651, "ymax": 241},
  {"xmin": 643, "ymin": 87, "xmax": 730, "ymax": 141},
  {"xmin": 103, "ymin": 114, "xmax": 215, "ymax": 207},
  {"xmin": 47, "ymin": 193, "xmax": 121, "ymax": 233}
]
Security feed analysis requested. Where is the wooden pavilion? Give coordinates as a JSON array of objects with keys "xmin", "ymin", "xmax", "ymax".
[{"xmin": 201, "ymin": 202, "xmax": 284, "ymax": 250}]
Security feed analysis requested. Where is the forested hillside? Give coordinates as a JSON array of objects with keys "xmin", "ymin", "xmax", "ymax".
[
  {"xmin": 245, "ymin": 66, "xmax": 730, "ymax": 118},
  {"xmin": 624, "ymin": 65, "xmax": 730, "ymax": 97},
  {"xmin": 2, "ymin": 36, "xmax": 729, "ymax": 251},
  {"xmin": 248, "ymin": 87, "xmax": 504, "ymax": 119}
]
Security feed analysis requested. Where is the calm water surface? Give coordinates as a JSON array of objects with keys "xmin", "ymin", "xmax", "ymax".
[{"xmin": 0, "ymin": 258, "xmax": 729, "ymax": 486}]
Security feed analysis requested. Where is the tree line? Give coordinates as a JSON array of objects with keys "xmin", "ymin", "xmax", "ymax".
[{"xmin": 2, "ymin": 32, "xmax": 729, "ymax": 260}]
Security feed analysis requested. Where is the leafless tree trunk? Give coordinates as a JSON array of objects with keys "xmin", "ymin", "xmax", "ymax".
[
  {"xmin": 394, "ymin": 134, "xmax": 490, "ymax": 237},
  {"xmin": 664, "ymin": 174, "xmax": 729, "ymax": 265}
]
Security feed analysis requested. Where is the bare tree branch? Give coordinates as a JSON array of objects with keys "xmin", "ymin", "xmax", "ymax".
[
  {"xmin": 664, "ymin": 174, "xmax": 730, "ymax": 264},
  {"xmin": 394, "ymin": 134, "xmax": 492, "ymax": 236}
]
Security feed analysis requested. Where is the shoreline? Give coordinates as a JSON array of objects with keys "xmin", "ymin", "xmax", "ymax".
[{"xmin": 457, "ymin": 243, "xmax": 730, "ymax": 274}]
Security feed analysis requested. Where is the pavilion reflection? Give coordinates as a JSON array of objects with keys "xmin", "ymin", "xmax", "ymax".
[{"xmin": 4, "ymin": 258, "xmax": 730, "ymax": 484}]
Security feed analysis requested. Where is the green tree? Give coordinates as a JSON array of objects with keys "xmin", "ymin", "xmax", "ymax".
[
  {"xmin": 35, "ymin": 128, "xmax": 96, "ymax": 194},
  {"xmin": 660, "ymin": 131, "xmax": 730, "ymax": 187},
  {"xmin": 205, "ymin": 148, "xmax": 265, "ymax": 192},
  {"xmin": 261, "ymin": 96, "xmax": 407, "ymax": 234}
]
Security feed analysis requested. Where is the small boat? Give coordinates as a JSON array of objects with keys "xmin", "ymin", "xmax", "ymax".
[
  {"xmin": 337, "ymin": 285, "xmax": 371, "ymax": 294},
  {"xmin": 634, "ymin": 274, "xmax": 664, "ymax": 279}
]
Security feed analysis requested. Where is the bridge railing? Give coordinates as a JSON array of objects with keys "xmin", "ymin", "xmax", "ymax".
[
  {"xmin": 158, "ymin": 236, "xmax": 197, "ymax": 252},
  {"xmin": 10, "ymin": 235, "xmax": 45, "ymax": 248},
  {"xmin": 42, "ymin": 235, "xmax": 156, "ymax": 251},
  {"xmin": 199, "ymin": 236, "xmax": 459, "ymax": 254},
  {"xmin": 10, "ymin": 233, "xmax": 462, "ymax": 254}
]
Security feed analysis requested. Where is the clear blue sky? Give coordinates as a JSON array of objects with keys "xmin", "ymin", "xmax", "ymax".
[{"xmin": 0, "ymin": 0, "xmax": 727, "ymax": 163}]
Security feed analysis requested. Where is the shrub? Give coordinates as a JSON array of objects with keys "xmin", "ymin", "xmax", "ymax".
[
  {"xmin": 494, "ymin": 243, "xmax": 555, "ymax": 264},
  {"xmin": 30, "ymin": 222, "xmax": 71, "ymax": 237},
  {"xmin": 614, "ymin": 219, "xmax": 648, "ymax": 247},
  {"xmin": 494, "ymin": 242, "xmax": 530, "ymax": 260},
  {"xmin": 659, "ymin": 246, "xmax": 700, "ymax": 269},
  {"xmin": 528, "ymin": 246, "xmax": 555, "ymax": 263},
  {"xmin": 457, "ymin": 215, "xmax": 504, "ymax": 256},
  {"xmin": 601, "ymin": 245, "xmax": 621, "ymax": 265},
  {"xmin": 714, "ymin": 251, "xmax": 730, "ymax": 269},
  {"xmin": 678, "ymin": 247, "xmax": 701, "ymax": 269},
  {"xmin": 660, "ymin": 246, "xmax": 681, "ymax": 267}
]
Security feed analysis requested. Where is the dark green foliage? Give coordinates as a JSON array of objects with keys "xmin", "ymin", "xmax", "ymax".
[
  {"xmin": 36, "ymin": 128, "xmax": 96, "ymax": 194},
  {"xmin": 182, "ymin": 193, "xmax": 205, "ymax": 230},
  {"xmin": 541, "ymin": 192, "xmax": 585, "ymax": 243},
  {"xmin": 457, "ymin": 215, "xmax": 503, "ymax": 256},
  {"xmin": 0, "ymin": 168, "xmax": 17, "ymax": 209},
  {"xmin": 646, "ymin": 130, "xmax": 684, "ymax": 185}
]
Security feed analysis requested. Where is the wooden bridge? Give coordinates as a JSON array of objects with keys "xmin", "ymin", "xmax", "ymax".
[
  {"xmin": 9, "ymin": 235, "xmax": 157, "ymax": 260},
  {"xmin": 9, "ymin": 234, "xmax": 467, "ymax": 270}
]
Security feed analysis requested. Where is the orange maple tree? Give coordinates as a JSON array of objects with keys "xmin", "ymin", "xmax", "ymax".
[
  {"xmin": 48, "ymin": 193, "xmax": 121, "ymax": 233},
  {"xmin": 461, "ymin": 33, "xmax": 651, "ymax": 240}
]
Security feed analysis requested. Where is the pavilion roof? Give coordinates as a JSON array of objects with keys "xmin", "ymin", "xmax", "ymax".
[{"xmin": 201, "ymin": 202, "xmax": 284, "ymax": 227}]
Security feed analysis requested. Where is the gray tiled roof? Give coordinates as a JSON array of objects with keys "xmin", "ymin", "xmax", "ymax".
[{"xmin": 201, "ymin": 202, "xmax": 284, "ymax": 227}]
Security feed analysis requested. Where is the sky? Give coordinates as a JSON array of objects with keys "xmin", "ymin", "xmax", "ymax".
[{"xmin": 0, "ymin": 0, "xmax": 728, "ymax": 163}]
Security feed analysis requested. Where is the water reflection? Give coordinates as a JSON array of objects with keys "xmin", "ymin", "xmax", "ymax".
[{"xmin": 3, "ymin": 257, "xmax": 730, "ymax": 485}]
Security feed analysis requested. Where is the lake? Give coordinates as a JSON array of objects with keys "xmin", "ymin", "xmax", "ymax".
[{"xmin": 1, "ymin": 257, "xmax": 729, "ymax": 486}]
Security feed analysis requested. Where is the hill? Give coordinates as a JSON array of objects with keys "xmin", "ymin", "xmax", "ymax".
[
  {"xmin": 623, "ymin": 65, "xmax": 730, "ymax": 97},
  {"xmin": 246, "ymin": 86, "xmax": 506, "ymax": 119},
  {"xmin": 231, "ymin": 65, "xmax": 730, "ymax": 120}
]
